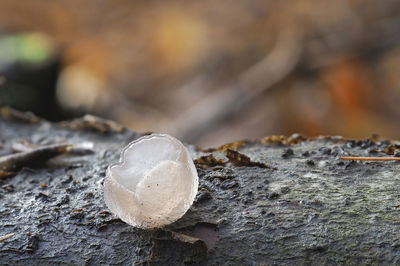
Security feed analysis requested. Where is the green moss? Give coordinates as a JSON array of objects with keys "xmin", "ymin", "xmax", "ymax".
[{"xmin": 0, "ymin": 33, "xmax": 52, "ymax": 66}]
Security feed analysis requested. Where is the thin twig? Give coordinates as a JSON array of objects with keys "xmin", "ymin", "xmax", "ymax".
[
  {"xmin": 0, "ymin": 144, "xmax": 73, "ymax": 172},
  {"xmin": 340, "ymin": 156, "xmax": 400, "ymax": 161},
  {"xmin": 0, "ymin": 233, "xmax": 15, "ymax": 243}
]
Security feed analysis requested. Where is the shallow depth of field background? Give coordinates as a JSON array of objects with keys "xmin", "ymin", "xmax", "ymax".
[{"xmin": 0, "ymin": 0, "xmax": 400, "ymax": 147}]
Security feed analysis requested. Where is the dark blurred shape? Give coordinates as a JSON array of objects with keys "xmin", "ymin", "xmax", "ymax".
[
  {"xmin": 0, "ymin": 59, "xmax": 65, "ymax": 121},
  {"xmin": 0, "ymin": 33, "xmax": 75, "ymax": 121}
]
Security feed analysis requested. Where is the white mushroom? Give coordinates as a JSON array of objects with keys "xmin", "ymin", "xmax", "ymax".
[{"xmin": 103, "ymin": 134, "xmax": 199, "ymax": 229}]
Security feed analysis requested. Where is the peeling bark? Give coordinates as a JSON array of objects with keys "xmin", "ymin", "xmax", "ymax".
[{"xmin": 1, "ymin": 109, "xmax": 400, "ymax": 265}]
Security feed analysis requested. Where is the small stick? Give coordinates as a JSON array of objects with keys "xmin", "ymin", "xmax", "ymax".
[
  {"xmin": 340, "ymin": 156, "xmax": 400, "ymax": 161},
  {"xmin": 0, "ymin": 144, "xmax": 73, "ymax": 172},
  {"xmin": 0, "ymin": 233, "xmax": 15, "ymax": 243},
  {"xmin": 0, "ymin": 170, "xmax": 15, "ymax": 178}
]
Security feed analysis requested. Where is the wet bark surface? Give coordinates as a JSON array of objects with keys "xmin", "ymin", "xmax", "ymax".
[{"xmin": 1, "ymin": 109, "xmax": 400, "ymax": 265}]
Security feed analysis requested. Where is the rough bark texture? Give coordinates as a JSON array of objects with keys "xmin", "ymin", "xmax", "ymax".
[{"xmin": 1, "ymin": 109, "xmax": 400, "ymax": 265}]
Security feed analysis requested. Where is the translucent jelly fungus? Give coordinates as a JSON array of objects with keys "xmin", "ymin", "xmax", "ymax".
[{"xmin": 104, "ymin": 134, "xmax": 199, "ymax": 229}]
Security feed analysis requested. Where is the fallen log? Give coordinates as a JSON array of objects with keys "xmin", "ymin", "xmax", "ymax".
[{"xmin": 0, "ymin": 108, "xmax": 400, "ymax": 265}]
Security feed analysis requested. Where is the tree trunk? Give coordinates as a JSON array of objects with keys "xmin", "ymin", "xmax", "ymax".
[{"xmin": 0, "ymin": 108, "xmax": 399, "ymax": 265}]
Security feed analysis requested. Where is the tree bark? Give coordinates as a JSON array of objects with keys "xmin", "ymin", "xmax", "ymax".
[{"xmin": 0, "ymin": 108, "xmax": 400, "ymax": 265}]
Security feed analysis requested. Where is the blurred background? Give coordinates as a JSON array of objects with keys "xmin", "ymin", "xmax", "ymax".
[{"xmin": 0, "ymin": 0, "xmax": 400, "ymax": 147}]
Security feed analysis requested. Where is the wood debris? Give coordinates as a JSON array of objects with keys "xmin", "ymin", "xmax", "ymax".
[
  {"xmin": 0, "ymin": 233, "xmax": 15, "ymax": 243},
  {"xmin": 0, "ymin": 144, "xmax": 72, "ymax": 172}
]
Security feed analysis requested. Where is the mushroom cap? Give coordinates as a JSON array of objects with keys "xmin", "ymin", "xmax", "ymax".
[{"xmin": 104, "ymin": 134, "xmax": 199, "ymax": 228}]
